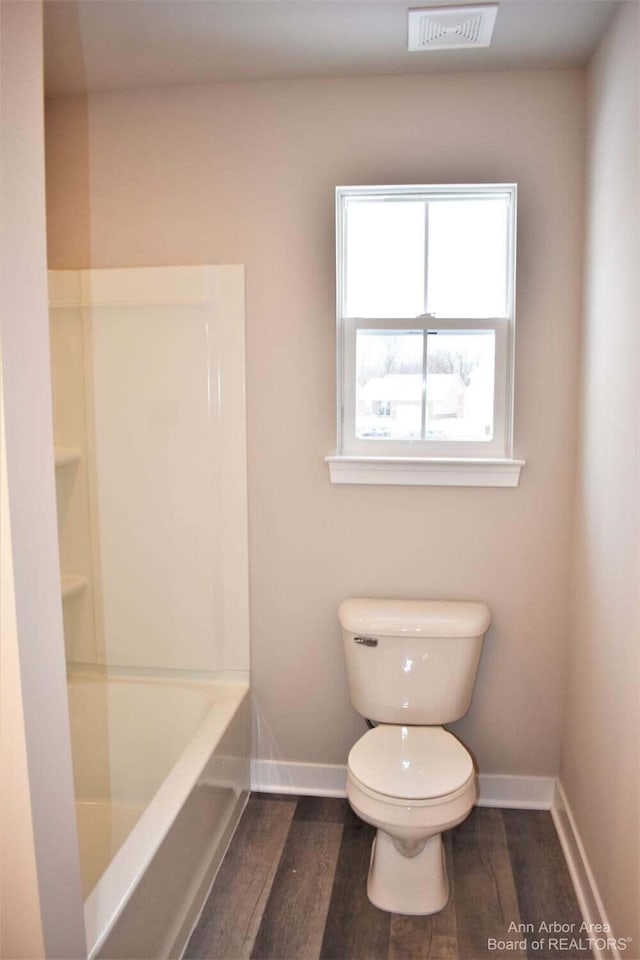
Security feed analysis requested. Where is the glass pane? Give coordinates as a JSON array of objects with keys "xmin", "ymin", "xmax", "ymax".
[
  {"xmin": 345, "ymin": 199, "xmax": 425, "ymax": 318},
  {"xmin": 356, "ymin": 330, "xmax": 423, "ymax": 440},
  {"xmin": 426, "ymin": 198, "xmax": 508, "ymax": 318},
  {"xmin": 425, "ymin": 330, "xmax": 495, "ymax": 441}
]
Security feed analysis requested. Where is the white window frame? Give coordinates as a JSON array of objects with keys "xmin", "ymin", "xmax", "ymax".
[{"xmin": 327, "ymin": 183, "xmax": 525, "ymax": 487}]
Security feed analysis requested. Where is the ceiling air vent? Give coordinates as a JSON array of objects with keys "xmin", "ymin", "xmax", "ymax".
[{"xmin": 408, "ymin": 4, "xmax": 499, "ymax": 52}]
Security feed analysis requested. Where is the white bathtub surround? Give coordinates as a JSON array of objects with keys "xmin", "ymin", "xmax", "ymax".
[
  {"xmin": 50, "ymin": 275, "xmax": 98, "ymax": 665},
  {"xmin": 68, "ymin": 673, "xmax": 250, "ymax": 959},
  {"xmin": 48, "ymin": 265, "xmax": 250, "ymax": 674},
  {"xmin": 48, "ymin": 266, "xmax": 252, "ymax": 959}
]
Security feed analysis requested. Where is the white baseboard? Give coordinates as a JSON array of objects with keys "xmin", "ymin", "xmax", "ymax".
[
  {"xmin": 551, "ymin": 781, "xmax": 623, "ymax": 960},
  {"xmin": 251, "ymin": 759, "xmax": 348, "ymax": 796},
  {"xmin": 476, "ymin": 773, "xmax": 555, "ymax": 809},
  {"xmin": 250, "ymin": 759, "xmax": 555, "ymax": 809}
]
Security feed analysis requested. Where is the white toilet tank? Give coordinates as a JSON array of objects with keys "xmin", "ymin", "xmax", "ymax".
[{"xmin": 340, "ymin": 598, "xmax": 490, "ymax": 725}]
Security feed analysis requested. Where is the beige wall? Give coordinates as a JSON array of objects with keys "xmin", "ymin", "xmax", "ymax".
[
  {"xmin": 0, "ymin": 2, "xmax": 86, "ymax": 955},
  {"xmin": 45, "ymin": 68, "xmax": 585, "ymax": 775},
  {"xmin": 561, "ymin": 1, "xmax": 639, "ymax": 945}
]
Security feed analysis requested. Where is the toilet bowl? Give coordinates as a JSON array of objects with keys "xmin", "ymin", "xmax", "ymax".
[{"xmin": 346, "ymin": 724, "xmax": 476, "ymax": 915}]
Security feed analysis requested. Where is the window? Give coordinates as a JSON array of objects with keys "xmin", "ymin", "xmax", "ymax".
[{"xmin": 327, "ymin": 184, "xmax": 524, "ymax": 486}]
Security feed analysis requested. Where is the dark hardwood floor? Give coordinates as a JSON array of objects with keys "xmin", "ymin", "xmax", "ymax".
[{"xmin": 186, "ymin": 794, "xmax": 591, "ymax": 960}]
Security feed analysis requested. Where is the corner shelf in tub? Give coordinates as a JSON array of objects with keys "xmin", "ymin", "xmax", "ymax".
[
  {"xmin": 54, "ymin": 447, "xmax": 82, "ymax": 469},
  {"xmin": 61, "ymin": 575, "xmax": 87, "ymax": 600}
]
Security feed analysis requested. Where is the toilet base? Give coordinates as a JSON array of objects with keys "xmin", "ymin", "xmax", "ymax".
[{"xmin": 366, "ymin": 829, "xmax": 449, "ymax": 916}]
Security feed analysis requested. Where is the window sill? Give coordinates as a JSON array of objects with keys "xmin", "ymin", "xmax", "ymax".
[{"xmin": 325, "ymin": 455, "xmax": 525, "ymax": 487}]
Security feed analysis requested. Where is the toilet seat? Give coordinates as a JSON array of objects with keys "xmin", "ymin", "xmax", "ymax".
[{"xmin": 347, "ymin": 725, "xmax": 474, "ymax": 803}]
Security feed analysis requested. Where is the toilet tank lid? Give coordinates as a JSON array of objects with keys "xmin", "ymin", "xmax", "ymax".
[{"xmin": 339, "ymin": 598, "xmax": 491, "ymax": 638}]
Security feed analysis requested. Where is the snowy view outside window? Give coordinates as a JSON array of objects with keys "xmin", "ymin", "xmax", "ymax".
[
  {"xmin": 337, "ymin": 184, "xmax": 516, "ymax": 458},
  {"xmin": 355, "ymin": 330, "xmax": 495, "ymax": 442}
]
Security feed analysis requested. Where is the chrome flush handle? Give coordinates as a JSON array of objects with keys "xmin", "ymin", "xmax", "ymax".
[{"xmin": 354, "ymin": 636, "xmax": 378, "ymax": 647}]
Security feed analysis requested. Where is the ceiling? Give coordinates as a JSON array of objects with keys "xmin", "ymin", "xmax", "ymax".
[{"xmin": 43, "ymin": 0, "xmax": 619, "ymax": 97}]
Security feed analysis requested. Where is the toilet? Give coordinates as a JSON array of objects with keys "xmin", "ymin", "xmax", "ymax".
[{"xmin": 340, "ymin": 597, "xmax": 490, "ymax": 916}]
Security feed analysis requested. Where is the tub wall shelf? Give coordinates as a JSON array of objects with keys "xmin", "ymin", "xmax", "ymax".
[
  {"xmin": 55, "ymin": 447, "xmax": 82, "ymax": 469},
  {"xmin": 61, "ymin": 575, "xmax": 88, "ymax": 600}
]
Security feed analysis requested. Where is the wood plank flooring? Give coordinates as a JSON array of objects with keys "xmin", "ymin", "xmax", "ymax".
[{"xmin": 186, "ymin": 795, "xmax": 590, "ymax": 960}]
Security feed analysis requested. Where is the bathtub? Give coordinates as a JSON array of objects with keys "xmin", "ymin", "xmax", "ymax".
[{"xmin": 67, "ymin": 672, "xmax": 250, "ymax": 959}]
